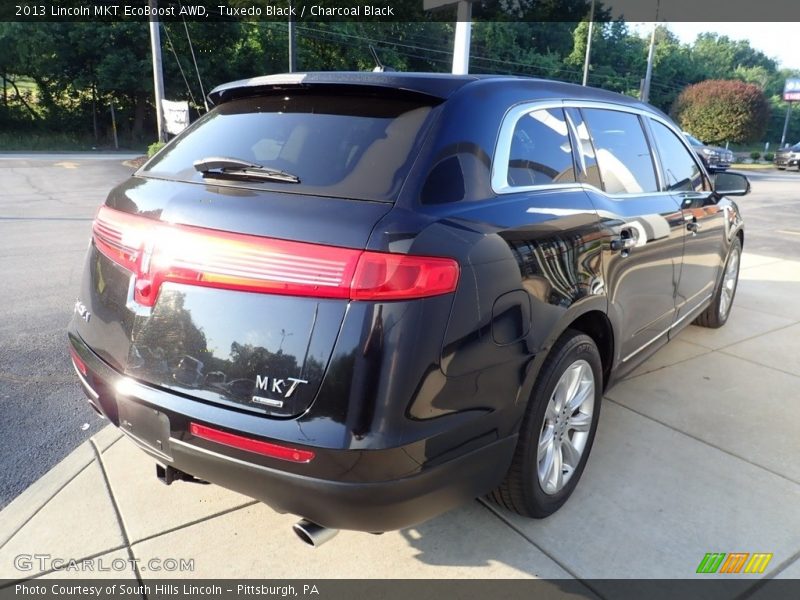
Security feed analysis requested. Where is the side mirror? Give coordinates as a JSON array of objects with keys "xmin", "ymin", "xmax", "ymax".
[{"xmin": 713, "ymin": 172, "xmax": 750, "ymax": 196}]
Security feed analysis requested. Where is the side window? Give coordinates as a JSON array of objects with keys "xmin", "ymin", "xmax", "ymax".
[
  {"xmin": 565, "ymin": 108, "xmax": 603, "ymax": 189},
  {"xmin": 507, "ymin": 108, "xmax": 576, "ymax": 187},
  {"xmin": 582, "ymin": 108, "xmax": 658, "ymax": 195},
  {"xmin": 649, "ymin": 120, "xmax": 706, "ymax": 192}
]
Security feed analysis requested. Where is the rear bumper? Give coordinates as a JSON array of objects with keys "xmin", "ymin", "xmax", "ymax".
[{"xmin": 68, "ymin": 332, "xmax": 517, "ymax": 532}]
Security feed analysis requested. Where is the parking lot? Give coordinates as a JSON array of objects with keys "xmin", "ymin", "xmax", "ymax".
[{"xmin": 1, "ymin": 156, "xmax": 799, "ymax": 583}]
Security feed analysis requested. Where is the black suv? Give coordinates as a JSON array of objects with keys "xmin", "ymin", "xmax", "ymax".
[
  {"xmin": 69, "ymin": 73, "xmax": 747, "ymax": 544},
  {"xmin": 683, "ymin": 132, "xmax": 734, "ymax": 172}
]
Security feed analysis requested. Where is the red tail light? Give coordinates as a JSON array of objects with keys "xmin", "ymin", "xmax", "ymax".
[
  {"xmin": 189, "ymin": 422, "xmax": 314, "ymax": 463},
  {"xmin": 92, "ymin": 206, "xmax": 459, "ymax": 307},
  {"xmin": 69, "ymin": 346, "xmax": 88, "ymax": 376}
]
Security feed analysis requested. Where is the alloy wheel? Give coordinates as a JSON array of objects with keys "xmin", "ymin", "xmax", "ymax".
[
  {"xmin": 719, "ymin": 245, "xmax": 740, "ymax": 320},
  {"xmin": 536, "ymin": 359, "xmax": 595, "ymax": 495}
]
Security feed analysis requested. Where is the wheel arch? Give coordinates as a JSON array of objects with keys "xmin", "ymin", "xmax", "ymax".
[
  {"xmin": 516, "ymin": 298, "xmax": 615, "ymax": 410},
  {"xmin": 568, "ymin": 310, "xmax": 614, "ymax": 391}
]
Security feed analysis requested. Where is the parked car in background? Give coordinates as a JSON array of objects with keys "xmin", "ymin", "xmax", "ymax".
[
  {"xmin": 775, "ymin": 142, "xmax": 800, "ymax": 170},
  {"xmin": 683, "ymin": 132, "xmax": 734, "ymax": 172},
  {"xmin": 68, "ymin": 72, "xmax": 748, "ymax": 545}
]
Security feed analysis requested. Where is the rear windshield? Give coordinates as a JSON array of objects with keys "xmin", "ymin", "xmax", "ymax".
[{"xmin": 142, "ymin": 94, "xmax": 436, "ymax": 202}]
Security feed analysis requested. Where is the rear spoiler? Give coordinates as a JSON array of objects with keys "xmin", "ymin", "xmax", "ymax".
[{"xmin": 207, "ymin": 71, "xmax": 477, "ymax": 106}]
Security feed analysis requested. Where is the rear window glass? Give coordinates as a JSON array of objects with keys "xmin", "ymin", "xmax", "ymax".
[
  {"xmin": 507, "ymin": 108, "xmax": 576, "ymax": 187},
  {"xmin": 143, "ymin": 94, "xmax": 435, "ymax": 202}
]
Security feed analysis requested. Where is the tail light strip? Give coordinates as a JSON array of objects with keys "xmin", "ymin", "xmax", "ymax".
[
  {"xmin": 189, "ymin": 422, "xmax": 315, "ymax": 463},
  {"xmin": 92, "ymin": 206, "xmax": 459, "ymax": 307}
]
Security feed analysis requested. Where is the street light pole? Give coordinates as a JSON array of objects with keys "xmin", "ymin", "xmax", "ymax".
[
  {"xmin": 452, "ymin": 1, "xmax": 472, "ymax": 75},
  {"xmin": 148, "ymin": 0, "xmax": 166, "ymax": 142},
  {"xmin": 780, "ymin": 103, "xmax": 793, "ymax": 147},
  {"xmin": 582, "ymin": 0, "xmax": 595, "ymax": 86}
]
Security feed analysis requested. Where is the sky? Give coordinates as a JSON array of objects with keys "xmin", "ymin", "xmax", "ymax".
[{"xmin": 643, "ymin": 22, "xmax": 800, "ymax": 72}]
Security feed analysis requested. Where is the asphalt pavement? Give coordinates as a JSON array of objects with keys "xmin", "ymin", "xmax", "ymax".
[
  {"xmin": 0, "ymin": 156, "xmax": 798, "ymax": 510},
  {"xmin": 0, "ymin": 154, "xmax": 137, "ymax": 508},
  {"xmin": 734, "ymin": 169, "xmax": 800, "ymax": 260}
]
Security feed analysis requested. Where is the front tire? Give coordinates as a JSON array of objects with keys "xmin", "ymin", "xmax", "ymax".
[
  {"xmin": 694, "ymin": 236, "xmax": 741, "ymax": 328},
  {"xmin": 488, "ymin": 330, "xmax": 602, "ymax": 518}
]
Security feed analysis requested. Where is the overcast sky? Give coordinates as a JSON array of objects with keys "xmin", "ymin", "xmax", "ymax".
[{"xmin": 631, "ymin": 22, "xmax": 800, "ymax": 72}]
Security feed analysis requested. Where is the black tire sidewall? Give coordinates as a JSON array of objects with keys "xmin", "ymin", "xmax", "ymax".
[{"xmin": 518, "ymin": 332, "xmax": 603, "ymax": 517}]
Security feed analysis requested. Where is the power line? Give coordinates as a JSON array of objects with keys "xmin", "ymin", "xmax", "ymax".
[
  {"xmin": 161, "ymin": 22, "xmax": 200, "ymax": 112},
  {"xmin": 177, "ymin": 1, "xmax": 209, "ymax": 112}
]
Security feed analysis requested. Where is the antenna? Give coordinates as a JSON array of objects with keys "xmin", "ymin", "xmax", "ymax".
[{"xmin": 369, "ymin": 45, "xmax": 396, "ymax": 72}]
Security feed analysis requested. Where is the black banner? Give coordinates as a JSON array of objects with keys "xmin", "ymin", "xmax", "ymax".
[
  {"xmin": 2, "ymin": 0, "xmax": 800, "ymax": 23},
  {"xmin": 1, "ymin": 579, "xmax": 799, "ymax": 600}
]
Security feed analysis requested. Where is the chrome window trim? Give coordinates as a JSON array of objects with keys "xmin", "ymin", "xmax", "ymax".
[{"xmin": 491, "ymin": 99, "xmax": 694, "ymax": 199}]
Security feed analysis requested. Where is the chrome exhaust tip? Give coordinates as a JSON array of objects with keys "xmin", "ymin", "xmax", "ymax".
[{"xmin": 292, "ymin": 519, "xmax": 339, "ymax": 547}]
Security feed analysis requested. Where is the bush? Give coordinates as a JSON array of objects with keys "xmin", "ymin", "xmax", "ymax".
[
  {"xmin": 671, "ymin": 80, "xmax": 770, "ymax": 145},
  {"xmin": 764, "ymin": 152, "xmax": 775, "ymax": 162},
  {"xmin": 147, "ymin": 141, "xmax": 166, "ymax": 157},
  {"xmin": 750, "ymin": 151, "xmax": 761, "ymax": 161}
]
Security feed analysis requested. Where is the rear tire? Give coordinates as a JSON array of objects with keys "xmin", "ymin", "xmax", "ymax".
[
  {"xmin": 488, "ymin": 330, "xmax": 602, "ymax": 518},
  {"xmin": 694, "ymin": 236, "xmax": 741, "ymax": 328}
]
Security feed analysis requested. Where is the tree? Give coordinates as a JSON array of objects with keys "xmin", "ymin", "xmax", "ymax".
[
  {"xmin": 690, "ymin": 33, "xmax": 777, "ymax": 80},
  {"xmin": 671, "ymin": 79, "xmax": 770, "ymax": 144}
]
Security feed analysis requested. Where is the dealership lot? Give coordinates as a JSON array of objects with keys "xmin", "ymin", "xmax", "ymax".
[{"xmin": 1, "ymin": 157, "xmax": 799, "ymax": 582}]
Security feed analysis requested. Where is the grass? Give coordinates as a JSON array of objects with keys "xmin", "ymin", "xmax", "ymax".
[
  {"xmin": 0, "ymin": 132, "xmax": 146, "ymax": 152},
  {"xmin": 730, "ymin": 163, "xmax": 777, "ymax": 170}
]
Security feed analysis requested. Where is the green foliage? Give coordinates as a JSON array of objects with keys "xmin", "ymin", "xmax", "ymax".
[
  {"xmin": 671, "ymin": 80, "xmax": 770, "ymax": 144},
  {"xmin": 764, "ymin": 152, "xmax": 775, "ymax": 161},
  {"xmin": 0, "ymin": 131, "xmax": 97, "ymax": 151},
  {"xmin": 147, "ymin": 141, "xmax": 166, "ymax": 157},
  {"xmin": 750, "ymin": 151, "xmax": 761, "ymax": 161},
  {"xmin": 1, "ymin": 18, "xmax": 799, "ymax": 149}
]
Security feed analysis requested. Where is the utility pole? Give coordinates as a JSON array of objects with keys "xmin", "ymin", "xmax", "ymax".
[
  {"xmin": 582, "ymin": 0, "xmax": 595, "ymax": 86},
  {"xmin": 110, "ymin": 102, "xmax": 119, "ymax": 150},
  {"xmin": 641, "ymin": 25, "xmax": 656, "ymax": 103},
  {"xmin": 640, "ymin": 0, "xmax": 660, "ymax": 104},
  {"xmin": 452, "ymin": 1, "xmax": 472, "ymax": 74},
  {"xmin": 288, "ymin": 0, "xmax": 297, "ymax": 72},
  {"xmin": 148, "ymin": 0, "xmax": 166, "ymax": 142}
]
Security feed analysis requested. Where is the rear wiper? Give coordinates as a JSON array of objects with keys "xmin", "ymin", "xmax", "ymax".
[{"xmin": 193, "ymin": 156, "xmax": 300, "ymax": 183}]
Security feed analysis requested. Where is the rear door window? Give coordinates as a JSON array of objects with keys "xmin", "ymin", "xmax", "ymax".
[
  {"xmin": 143, "ymin": 94, "xmax": 436, "ymax": 202},
  {"xmin": 506, "ymin": 108, "xmax": 576, "ymax": 187},
  {"xmin": 582, "ymin": 108, "xmax": 658, "ymax": 195}
]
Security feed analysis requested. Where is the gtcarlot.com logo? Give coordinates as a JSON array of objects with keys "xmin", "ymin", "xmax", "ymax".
[
  {"xmin": 696, "ymin": 552, "xmax": 773, "ymax": 574},
  {"xmin": 14, "ymin": 554, "xmax": 194, "ymax": 573}
]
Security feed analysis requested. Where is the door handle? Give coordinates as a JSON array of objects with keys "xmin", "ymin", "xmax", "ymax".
[
  {"xmin": 610, "ymin": 227, "xmax": 639, "ymax": 255},
  {"xmin": 686, "ymin": 219, "xmax": 701, "ymax": 234}
]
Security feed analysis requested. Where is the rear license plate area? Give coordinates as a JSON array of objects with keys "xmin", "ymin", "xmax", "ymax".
[{"xmin": 117, "ymin": 396, "xmax": 172, "ymax": 461}]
